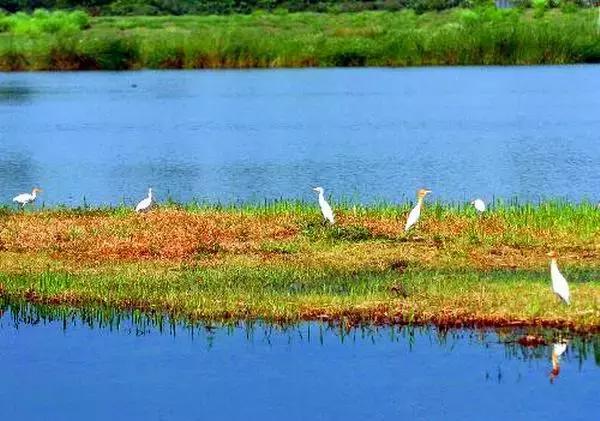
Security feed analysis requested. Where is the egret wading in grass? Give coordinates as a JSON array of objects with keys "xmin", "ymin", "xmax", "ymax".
[
  {"xmin": 471, "ymin": 198, "xmax": 486, "ymax": 213},
  {"xmin": 313, "ymin": 187, "xmax": 334, "ymax": 225},
  {"xmin": 547, "ymin": 251, "xmax": 570, "ymax": 305},
  {"xmin": 404, "ymin": 189, "xmax": 431, "ymax": 232},
  {"xmin": 13, "ymin": 188, "xmax": 42, "ymax": 208},
  {"xmin": 135, "ymin": 188, "xmax": 154, "ymax": 213}
]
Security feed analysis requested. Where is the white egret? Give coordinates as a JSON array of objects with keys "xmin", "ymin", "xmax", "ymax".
[
  {"xmin": 547, "ymin": 251, "xmax": 570, "ymax": 305},
  {"xmin": 312, "ymin": 187, "xmax": 334, "ymax": 225},
  {"xmin": 471, "ymin": 198, "xmax": 486, "ymax": 213},
  {"xmin": 13, "ymin": 188, "xmax": 42, "ymax": 207},
  {"xmin": 135, "ymin": 188, "xmax": 154, "ymax": 213},
  {"xmin": 404, "ymin": 188, "xmax": 432, "ymax": 232}
]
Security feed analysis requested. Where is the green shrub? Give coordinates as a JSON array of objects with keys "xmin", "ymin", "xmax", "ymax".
[
  {"xmin": 0, "ymin": 44, "xmax": 28, "ymax": 70},
  {"xmin": 80, "ymin": 34, "xmax": 139, "ymax": 69},
  {"xmin": 0, "ymin": 9, "xmax": 90, "ymax": 35},
  {"xmin": 532, "ymin": 0, "xmax": 548, "ymax": 17},
  {"xmin": 560, "ymin": 1, "xmax": 579, "ymax": 13}
]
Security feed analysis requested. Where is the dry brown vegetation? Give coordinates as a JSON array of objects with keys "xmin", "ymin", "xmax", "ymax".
[
  {"xmin": 0, "ymin": 209, "xmax": 596, "ymax": 271},
  {"xmin": 0, "ymin": 210, "xmax": 298, "ymax": 262}
]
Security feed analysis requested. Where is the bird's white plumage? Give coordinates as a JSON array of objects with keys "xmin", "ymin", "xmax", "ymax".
[
  {"xmin": 13, "ymin": 193, "xmax": 35, "ymax": 205},
  {"xmin": 471, "ymin": 198, "xmax": 486, "ymax": 213},
  {"xmin": 135, "ymin": 188, "xmax": 154, "ymax": 213},
  {"xmin": 404, "ymin": 202, "xmax": 422, "ymax": 232},
  {"xmin": 550, "ymin": 340, "xmax": 568, "ymax": 382},
  {"xmin": 13, "ymin": 188, "xmax": 41, "ymax": 206},
  {"xmin": 313, "ymin": 187, "xmax": 334, "ymax": 224},
  {"xmin": 405, "ymin": 189, "xmax": 431, "ymax": 232},
  {"xmin": 550, "ymin": 259, "xmax": 570, "ymax": 304},
  {"xmin": 552, "ymin": 342, "xmax": 567, "ymax": 358}
]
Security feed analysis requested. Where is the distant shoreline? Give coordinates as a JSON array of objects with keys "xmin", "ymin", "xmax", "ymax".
[{"xmin": 1, "ymin": 8, "xmax": 599, "ymax": 71}]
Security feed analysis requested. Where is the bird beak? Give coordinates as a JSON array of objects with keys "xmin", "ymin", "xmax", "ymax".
[{"xmin": 312, "ymin": 188, "xmax": 318, "ymax": 192}]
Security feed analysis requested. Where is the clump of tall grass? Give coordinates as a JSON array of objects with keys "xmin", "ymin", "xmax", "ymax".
[
  {"xmin": 0, "ymin": 42, "xmax": 28, "ymax": 70},
  {"xmin": 0, "ymin": 9, "xmax": 89, "ymax": 35}
]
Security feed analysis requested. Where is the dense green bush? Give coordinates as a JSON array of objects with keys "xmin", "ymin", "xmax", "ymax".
[{"xmin": 0, "ymin": 9, "xmax": 89, "ymax": 34}]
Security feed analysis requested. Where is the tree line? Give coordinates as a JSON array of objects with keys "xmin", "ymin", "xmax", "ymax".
[
  {"xmin": 0, "ymin": 0, "xmax": 476, "ymax": 15},
  {"xmin": 0, "ymin": 0, "xmax": 595, "ymax": 15}
]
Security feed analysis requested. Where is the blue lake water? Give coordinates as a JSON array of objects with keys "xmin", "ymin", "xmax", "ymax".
[
  {"xmin": 1, "ymin": 66, "xmax": 599, "ymax": 207},
  {"xmin": 0, "ymin": 305, "xmax": 599, "ymax": 420}
]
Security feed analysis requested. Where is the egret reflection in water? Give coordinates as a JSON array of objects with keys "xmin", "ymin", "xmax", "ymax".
[{"xmin": 550, "ymin": 340, "xmax": 569, "ymax": 383}]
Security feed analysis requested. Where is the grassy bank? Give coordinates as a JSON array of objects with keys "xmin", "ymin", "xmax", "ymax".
[
  {"xmin": 0, "ymin": 201, "xmax": 598, "ymax": 330},
  {"xmin": 0, "ymin": 7, "xmax": 599, "ymax": 70}
]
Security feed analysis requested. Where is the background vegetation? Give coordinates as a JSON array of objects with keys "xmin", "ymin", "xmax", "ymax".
[
  {"xmin": 0, "ymin": 0, "xmax": 597, "ymax": 16},
  {"xmin": 0, "ymin": 0, "xmax": 598, "ymax": 15},
  {"xmin": 0, "ymin": 6, "xmax": 599, "ymax": 70},
  {"xmin": 0, "ymin": 0, "xmax": 464, "ymax": 15}
]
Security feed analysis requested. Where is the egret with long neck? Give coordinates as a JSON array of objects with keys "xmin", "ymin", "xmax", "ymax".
[
  {"xmin": 135, "ymin": 188, "xmax": 154, "ymax": 213},
  {"xmin": 547, "ymin": 251, "xmax": 570, "ymax": 305},
  {"xmin": 312, "ymin": 187, "xmax": 334, "ymax": 225},
  {"xmin": 12, "ymin": 188, "xmax": 42, "ymax": 208},
  {"xmin": 404, "ymin": 188, "xmax": 431, "ymax": 232}
]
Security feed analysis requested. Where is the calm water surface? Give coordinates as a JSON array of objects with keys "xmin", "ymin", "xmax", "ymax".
[
  {"xmin": 0, "ymin": 305, "xmax": 599, "ymax": 420},
  {"xmin": 1, "ymin": 66, "xmax": 599, "ymax": 206}
]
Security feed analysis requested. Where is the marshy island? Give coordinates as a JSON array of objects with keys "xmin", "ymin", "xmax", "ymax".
[{"xmin": 1, "ymin": 200, "xmax": 598, "ymax": 331}]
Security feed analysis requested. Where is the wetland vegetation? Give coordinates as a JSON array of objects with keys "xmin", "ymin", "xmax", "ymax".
[
  {"xmin": 0, "ymin": 201, "xmax": 598, "ymax": 331},
  {"xmin": 0, "ymin": 6, "xmax": 599, "ymax": 70}
]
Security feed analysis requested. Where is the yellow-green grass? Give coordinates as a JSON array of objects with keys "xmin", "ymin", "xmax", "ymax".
[
  {"xmin": 1, "ymin": 7, "xmax": 599, "ymax": 70},
  {"xmin": 0, "ymin": 201, "xmax": 598, "ymax": 331}
]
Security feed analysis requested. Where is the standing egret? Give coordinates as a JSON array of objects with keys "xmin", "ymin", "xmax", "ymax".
[
  {"xmin": 547, "ymin": 251, "xmax": 570, "ymax": 305},
  {"xmin": 471, "ymin": 198, "xmax": 486, "ymax": 213},
  {"xmin": 404, "ymin": 189, "xmax": 431, "ymax": 232},
  {"xmin": 135, "ymin": 188, "xmax": 154, "ymax": 213},
  {"xmin": 312, "ymin": 187, "xmax": 334, "ymax": 225},
  {"xmin": 13, "ymin": 188, "xmax": 42, "ymax": 207}
]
